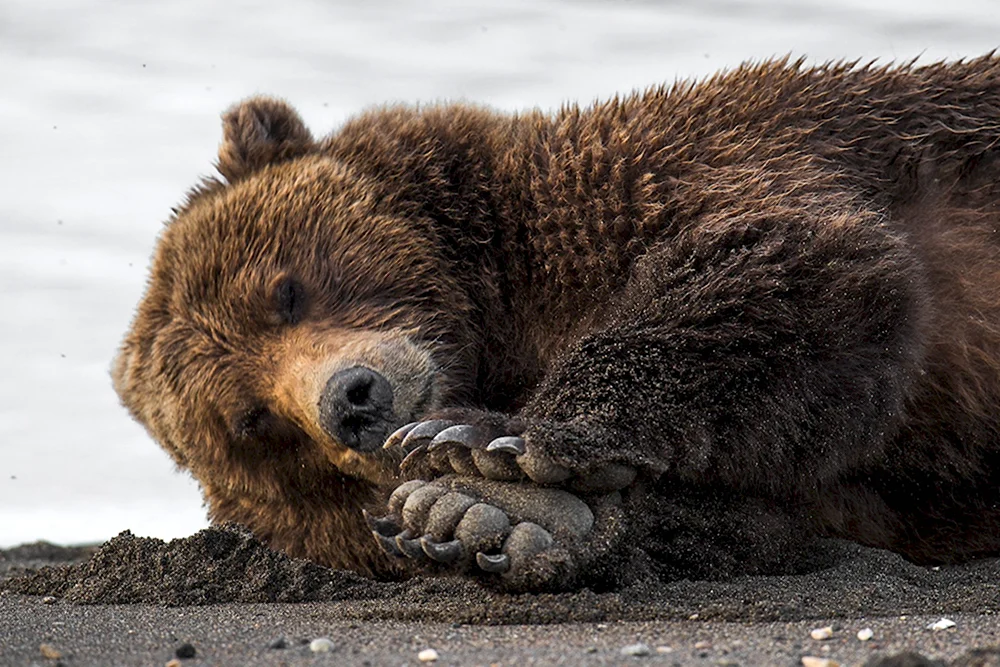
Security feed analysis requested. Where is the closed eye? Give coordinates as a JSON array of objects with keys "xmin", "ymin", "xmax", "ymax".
[
  {"xmin": 233, "ymin": 405, "xmax": 273, "ymax": 440},
  {"xmin": 269, "ymin": 274, "xmax": 308, "ymax": 325}
]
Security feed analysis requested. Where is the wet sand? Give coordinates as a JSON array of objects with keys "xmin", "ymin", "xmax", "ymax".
[{"xmin": 3, "ymin": 526, "xmax": 1000, "ymax": 665}]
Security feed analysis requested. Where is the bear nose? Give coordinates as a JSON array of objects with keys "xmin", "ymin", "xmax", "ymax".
[{"xmin": 318, "ymin": 366, "xmax": 395, "ymax": 452}]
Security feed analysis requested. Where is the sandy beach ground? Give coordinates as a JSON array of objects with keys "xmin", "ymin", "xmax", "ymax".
[
  {"xmin": 4, "ymin": 594, "xmax": 1000, "ymax": 666},
  {"xmin": 3, "ymin": 527, "xmax": 1000, "ymax": 665}
]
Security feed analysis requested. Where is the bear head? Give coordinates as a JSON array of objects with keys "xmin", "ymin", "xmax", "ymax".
[{"xmin": 112, "ymin": 97, "xmax": 477, "ymax": 525}]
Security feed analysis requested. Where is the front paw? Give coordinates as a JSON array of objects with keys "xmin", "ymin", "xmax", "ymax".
[
  {"xmin": 383, "ymin": 413, "xmax": 636, "ymax": 493},
  {"xmin": 365, "ymin": 475, "xmax": 621, "ymax": 591}
]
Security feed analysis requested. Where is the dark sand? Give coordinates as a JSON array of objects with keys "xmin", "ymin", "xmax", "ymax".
[{"xmin": 3, "ymin": 525, "xmax": 1000, "ymax": 665}]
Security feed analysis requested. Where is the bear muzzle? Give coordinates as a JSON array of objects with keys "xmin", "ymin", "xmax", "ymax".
[{"xmin": 318, "ymin": 366, "xmax": 396, "ymax": 452}]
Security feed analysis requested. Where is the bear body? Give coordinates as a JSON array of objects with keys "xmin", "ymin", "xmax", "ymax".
[{"xmin": 114, "ymin": 56, "xmax": 1000, "ymax": 589}]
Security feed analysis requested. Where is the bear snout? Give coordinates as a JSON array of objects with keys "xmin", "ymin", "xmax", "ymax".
[{"xmin": 319, "ymin": 366, "xmax": 396, "ymax": 452}]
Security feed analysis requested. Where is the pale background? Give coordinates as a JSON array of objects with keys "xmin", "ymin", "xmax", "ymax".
[{"xmin": 2, "ymin": 0, "xmax": 998, "ymax": 547}]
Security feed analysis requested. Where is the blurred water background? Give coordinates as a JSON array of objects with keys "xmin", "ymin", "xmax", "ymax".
[{"xmin": 1, "ymin": 0, "xmax": 998, "ymax": 547}]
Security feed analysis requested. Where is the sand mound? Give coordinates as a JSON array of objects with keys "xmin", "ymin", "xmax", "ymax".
[
  {"xmin": 4, "ymin": 525, "xmax": 1000, "ymax": 625},
  {"xmin": 0, "ymin": 525, "xmax": 376, "ymax": 605}
]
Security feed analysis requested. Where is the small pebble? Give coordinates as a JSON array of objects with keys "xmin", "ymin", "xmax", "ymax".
[
  {"xmin": 418, "ymin": 648, "xmax": 440, "ymax": 662},
  {"xmin": 621, "ymin": 643, "xmax": 651, "ymax": 656},
  {"xmin": 689, "ymin": 613, "xmax": 700, "ymax": 620},
  {"xmin": 857, "ymin": 628, "xmax": 874, "ymax": 641},
  {"xmin": 694, "ymin": 640, "xmax": 712, "ymax": 649},
  {"xmin": 927, "ymin": 618, "xmax": 956, "ymax": 631},
  {"xmin": 801, "ymin": 657, "xmax": 840, "ymax": 667},
  {"xmin": 810, "ymin": 626, "xmax": 834, "ymax": 640},
  {"xmin": 175, "ymin": 643, "xmax": 196, "ymax": 659},
  {"xmin": 310, "ymin": 637, "xmax": 335, "ymax": 653},
  {"xmin": 268, "ymin": 637, "xmax": 288, "ymax": 649},
  {"xmin": 39, "ymin": 644, "xmax": 62, "ymax": 659},
  {"xmin": 42, "ymin": 596, "xmax": 57, "ymax": 605},
  {"xmin": 656, "ymin": 646, "xmax": 674, "ymax": 654}
]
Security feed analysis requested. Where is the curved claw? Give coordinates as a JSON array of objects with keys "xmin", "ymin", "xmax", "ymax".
[
  {"xmin": 476, "ymin": 552, "xmax": 510, "ymax": 573},
  {"xmin": 362, "ymin": 509, "xmax": 398, "ymax": 536},
  {"xmin": 373, "ymin": 532, "xmax": 404, "ymax": 557},
  {"xmin": 395, "ymin": 533, "xmax": 426, "ymax": 559},
  {"xmin": 400, "ymin": 420, "xmax": 456, "ymax": 450},
  {"xmin": 383, "ymin": 421, "xmax": 420, "ymax": 449},
  {"xmin": 420, "ymin": 537, "xmax": 462, "ymax": 563},
  {"xmin": 399, "ymin": 444, "xmax": 428, "ymax": 472},
  {"xmin": 486, "ymin": 436, "xmax": 526, "ymax": 456},
  {"xmin": 430, "ymin": 424, "xmax": 478, "ymax": 448}
]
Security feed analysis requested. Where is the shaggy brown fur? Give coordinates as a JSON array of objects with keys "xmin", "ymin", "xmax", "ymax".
[{"xmin": 115, "ymin": 55, "xmax": 1000, "ymax": 585}]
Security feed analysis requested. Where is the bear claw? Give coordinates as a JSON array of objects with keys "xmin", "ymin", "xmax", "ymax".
[
  {"xmin": 476, "ymin": 552, "xmax": 510, "ymax": 573},
  {"xmin": 384, "ymin": 421, "xmax": 420, "ymax": 450},
  {"xmin": 430, "ymin": 424, "xmax": 481, "ymax": 448},
  {"xmin": 372, "ymin": 531, "xmax": 405, "ymax": 557},
  {"xmin": 385, "ymin": 419, "xmax": 635, "ymax": 491},
  {"xmin": 486, "ymin": 436, "xmax": 526, "ymax": 455},
  {"xmin": 400, "ymin": 445, "xmax": 429, "ymax": 473},
  {"xmin": 362, "ymin": 508, "xmax": 398, "ymax": 536},
  {"xmin": 420, "ymin": 536, "xmax": 462, "ymax": 563},
  {"xmin": 400, "ymin": 420, "xmax": 456, "ymax": 451},
  {"xmin": 395, "ymin": 532, "xmax": 426, "ymax": 559}
]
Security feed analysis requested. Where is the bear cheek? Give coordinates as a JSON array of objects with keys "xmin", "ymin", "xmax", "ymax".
[{"xmin": 339, "ymin": 333, "xmax": 441, "ymax": 422}]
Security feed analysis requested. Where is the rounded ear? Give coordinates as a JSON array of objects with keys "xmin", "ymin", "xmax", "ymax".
[{"xmin": 217, "ymin": 96, "xmax": 315, "ymax": 182}]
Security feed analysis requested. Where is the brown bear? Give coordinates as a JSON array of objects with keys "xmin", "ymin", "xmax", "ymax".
[{"xmin": 114, "ymin": 55, "xmax": 1000, "ymax": 591}]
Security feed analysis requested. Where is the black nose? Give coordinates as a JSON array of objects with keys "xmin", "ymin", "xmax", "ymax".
[{"xmin": 319, "ymin": 366, "xmax": 395, "ymax": 452}]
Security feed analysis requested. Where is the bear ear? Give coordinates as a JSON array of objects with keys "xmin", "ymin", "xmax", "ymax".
[{"xmin": 217, "ymin": 96, "xmax": 316, "ymax": 182}]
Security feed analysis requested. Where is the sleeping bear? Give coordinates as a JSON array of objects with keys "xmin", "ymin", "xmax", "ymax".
[{"xmin": 114, "ymin": 56, "xmax": 1000, "ymax": 591}]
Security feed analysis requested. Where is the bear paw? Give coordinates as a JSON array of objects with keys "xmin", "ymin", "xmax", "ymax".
[
  {"xmin": 365, "ymin": 475, "xmax": 623, "ymax": 591},
  {"xmin": 383, "ymin": 417, "xmax": 636, "ymax": 493}
]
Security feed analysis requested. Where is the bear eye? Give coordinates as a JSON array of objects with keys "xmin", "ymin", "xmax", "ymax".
[
  {"xmin": 233, "ymin": 405, "xmax": 274, "ymax": 440},
  {"xmin": 269, "ymin": 274, "xmax": 308, "ymax": 326}
]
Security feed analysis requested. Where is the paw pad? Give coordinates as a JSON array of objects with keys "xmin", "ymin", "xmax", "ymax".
[{"xmin": 366, "ymin": 477, "xmax": 593, "ymax": 577}]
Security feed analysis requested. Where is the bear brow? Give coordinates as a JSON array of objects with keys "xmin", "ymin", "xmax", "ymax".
[
  {"xmin": 189, "ymin": 321, "xmax": 238, "ymax": 356},
  {"xmin": 161, "ymin": 312, "xmax": 237, "ymax": 367},
  {"xmin": 153, "ymin": 322, "xmax": 226, "ymax": 395}
]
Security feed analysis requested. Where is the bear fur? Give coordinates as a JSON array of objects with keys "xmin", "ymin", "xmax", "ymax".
[{"xmin": 114, "ymin": 56, "xmax": 1000, "ymax": 588}]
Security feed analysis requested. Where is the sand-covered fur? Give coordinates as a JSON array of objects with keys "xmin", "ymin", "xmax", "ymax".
[{"xmin": 115, "ymin": 56, "xmax": 1000, "ymax": 590}]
